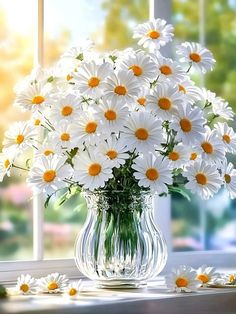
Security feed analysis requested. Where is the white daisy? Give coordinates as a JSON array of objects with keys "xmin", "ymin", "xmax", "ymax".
[
  {"xmin": 165, "ymin": 265, "xmax": 201, "ymax": 293},
  {"xmin": 48, "ymin": 93, "xmax": 82, "ymax": 123},
  {"xmin": 214, "ymin": 122, "xmax": 236, "ymax": 153},
  {"xmin": 132, "ymin": 153, "xmax": 172, "ymax": 193},
  {"xmin": 27, "ymin": 154, "xmax": 73, "ymax": 195},
  {"xmin": 3, "ymin": 121, "xmax": 38, "ymax": 157},
  {"xmin": 64, "ymin": 280, "xmax": 83, "ymax": 298},
  {"xmin": 178, "ymin": 79, "xmax": 202, "ymax": 104},
  {"xmin": 30, "ymin": 111, "xmax": 45, "ymax": 128},
  {"xmin": 15, "ymin": 274, "xmax": 38, "ymax": 295},
  {"xmin": 73, "ymin": 150, "xmax": 113, "ymax": 191},
  {"xmin": 49, "ymin": 122, "xmax": 78, "ymax": 150},
  {"xmin": 167, "ymin": 144, "xmax": 190, "ymax": 169},
  {"xmin": 95, "ymin": 99, "xmax": 129, "ymax": 133},
  {"xmin": 103, "ymin": 70, "xmax": 139, "ymax": 105},
  {"xmin": 146, "ymin": 83, "xmax": 183, "ymax": 121},
  {"xmin": 196, "ymin": 126, "xmax": 225, "ymax": 165},
  {"xmin": 0, "ymin": 153, "xmax": 14, "ymax": 182},
  {"xmin": 35, "ymin": 141, "xmax": 63, "ymax": 159},
  {"xmin": 122, "ymin": 111, "xmax": 163, "ymax": 153},
  {"xmin": 177, "ymin": 42, "xmax": 215, "ymax": 73},
  {"xmin": 133, "ymin": 86, "xmax": 150, "ymax": 111},
  {"xmin": 73, "ymin": 61, "xmax": 112, "ymax": 98},
  {"xmin": 183, "ymin": 160, "xmax": 222, "ymax": 200},
  {"xmin": 171, "ymin": 103, "xmax": 206, "ymax": 145},
  {"xmin": 221, "ymin": 161, "xmax": 236, "ymax": 199},
  {"xmin": 196, "ymin": 265, "xmax": 220, "ymax": 286},
  {"xmin": 212, "ymin": 99, "xmax": 234, "ymax": 121},
  {"xmin": 118, "ymin": 50, "xmax": 157, "ymax": 84},
  {"xmin": 98, "ymin": 136, "xmax": 129, "ymax": 168},
  {"xmin": 189, "ymin": 150, "xmax": 200, "ymax": 163},
  {"xmin": 38, "ymin": 273, "xmax": 69, "ymax": 294},
  {"xmin": 133, "ymin": 19, "xmax": 174, "ymax": 50}
]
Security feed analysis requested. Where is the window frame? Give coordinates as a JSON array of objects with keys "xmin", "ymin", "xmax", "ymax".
[{"xmin": 0, "ymin": 0, "xmax": 235, "ymax": 284}]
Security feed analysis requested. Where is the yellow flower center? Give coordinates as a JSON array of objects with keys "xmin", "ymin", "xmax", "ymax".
[
  {"xmin": 106, "ymin": 150, "xmax": 118, "ymax": 160},
  {"xmin": 88, "ymin": 76, "xmax": 100, "ymax": 88},
  {"xmin": 147, "ymin": 30, "xmax": 160, "ymax": 39},
  {"xmin": 16, "ymin": 134, "xmax": 25, "ymax": 144},
  {"xmin": 146, "ymin": 168, "xmax": 159, "ymax": 181},
  {"xmin": 180, "ymin": 118, "xmax": 192, "ymax": 132},
  {"xmin": 44, "ymin": 149, "xmax": 54, "ymax": 156},
  {"xmin": 43, "ymin": 170, "xmax": 56, "ymax": 183},
  {"xmin": 197, "ymin": 274, "xmax": 209, "ymax": 284},
  {"xmin": 190, "ymin": 152, "xmax": 198, "ymax": 161},
  {"xmin": 201, "ymin": 141, "xmax": 213, "ymax": 154},
  {"xmin": 158, "ymin": 97, "xmax": 171, "ymax": 110},
  {"xmin": 20, "ymin": 284, "xmax": 29, "ymax": 293},
  {"xmin": 129, "ymin": 65, "xmax": 143, "ymax": 76},
  {"xmin": 48, "ymin": 282, "xmax": 59, "ymax": 290},
  {"xmin": 223, "ymin": 134, "xmax": 231, "ymax": 144},
  {"xmin": 160, "ymin": 65, "xmax": 172, "ymax": 75},
  {"xmin": 104, "ymin": 110, "xmax": 117, "ymax": 121},
  {"xmin": 85, "ymin": 122, "xmax": 97, "ymax": 134},
  {"xmin": 32, "ymin": 95, "xmax": 45, "ymax": 105},
  {"xmin": 224, "ymin": 174, "xmax": 231, "ymax": 184},
  {"xmin": 229, "ymin": 274, "xmax": 235, "ymax": 283},
  {"xmin": 69, "ymin": 288, "xmax": 77, "ymax": 296},
  {"xmin": 135, "ymin": 128, "xmax": 149, "ymax": 140},
  {"xmin": 60, "ymin": 133, "xmax": 70, "ymax": 141},
  {"xmin": 189, "ymin": 52, "xmax": 201, "ymax": 63},
  {"xmin": 195, "ymin": 173, "xmax": 208, "ymax": 185},
  {"xmin": 66, "ymin": 74, "xmax": 73, "ymax": 81},
  {"xmin": 34, "ymin": 119, "xmax": 41, "ymax": 126},
  {"xmin": 114, "ymin": 85, "xmax": 127, "ymax": 95},
  {"xmin": 88, "ymin": 163, "xmax": 102, "ymax": 176},
  {"xmin": 61, "ymin": 105, "xmax": 73, "ymax": 116},
  {"xmin": 137, "ymin": 97, "xmax": 146, "ymax": 106},
  {"xmin": 175, "ymin": 277, "xmax": 188, "ymax": 288},
  {"xmin": 168, "ymin": 151, "xmax": 180, "ymax": 161},
  {"xmin": 4, "ymin": 159, "xmax": 10, "ymax": 169},
  {"xmin": 178, "ymin": 84, "xmax": 186, "ymax": 94}
]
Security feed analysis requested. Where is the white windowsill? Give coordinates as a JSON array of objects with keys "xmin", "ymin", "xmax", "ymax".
[{"xmin": 1, "ymin": 278, "xmax": 236, "ymax": 314}]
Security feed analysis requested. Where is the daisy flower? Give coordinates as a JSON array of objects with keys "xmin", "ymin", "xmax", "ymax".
[
  {"xmin": 35, "ymin": 141, "xmax": 63, "ymax": 159},
  {"xmin": 73, "ymin": 61, "xmax": 112, "ymax": 98},
  {"xmin": 14, "ymin": 81, "xmax": 49, "ymax": 112},
  {"xmin": 167, "ymin": 144, "xmax": 190, "ymax": 169},
  {"xmin": 98, "ymin": 136, "xmax": 129, "ymax": 168},
  {"xmin": 154, "ymin": 55, "xmax": 186, "ymax": 83},
  {"xmin": 30, "ymin": 111, "xmax": 45, "ymax": 128},
  {"xmin": 3, "ymin": 121, "xmax": 38, "ymax": 157},
  {"xmin": 132, "ymin": 154, "xmax": 172, "ymax": 194},
  {"xmin": 133, "ymin": 86, "xmax": 150, "ymax": 111},
  {"xmin": 49, "ymin": 122, "xmax": 78, "ymax": 150},
  {"xmin": 165, "ymin": 265, "xmax": 201, "ymax": 293},
  {"xmin": 122, "ymin": 111, "xmax": 163, "ymax": 153},
  {"xmin": 177, "ymin": 42, "xmax": 215, "ymax": 73},
  {"xmin": 118, "ymin": 50, "xmax": 157, "ymax": 84},
  {"xmin": 0, "ymin": 153, "xmax": 14, "ymax": 182},
  {"xmin": 196, "ymin": 265, "xmax": 220, "ymax": 286},
  {"xmin": 196, "ymin": 126, "xmax": 225, "ymax": 165},
  {"xmin": 189, "ymin": 149, "xmax": 200, "ymax": 163},
  {"xmin": 178, "ymin": 79, "xmax": 202, "ymax": 104},
  {"xmin": 48, "ymin": 93, "xmax": 82, "ymax": 123},
  {"xmin": 146, "ymin": 83, "xmax": 183, "ymax": 121},
  {"xmin": 103, "ymin": 70, "xmax": 139, "ymax": 105},
  {"xmin": 183, "ymin": 160, "xmax": 222, "ymax": 200},
  {"xmin": 38, "ymin": 273, "xmax": 69, "ymax": 294},
  {"xmin": 95, "ymin": 99, "xmax": 129, "ymax": 133},
  {"xmin": 170, "ymin": 103, "xmax": 206, "ymax": 145},
  {"xmin": 221, "ymin": 161, "xmax": 236, "ymax": 199},
  {"xmin": 212, "ymin": 99, "xmax": 234, "ymax": 121},
  {"xmin": 27, "ymin": 154, "xmax": 73, "ymax": 195},
  {"xmin": 214, "ymin": 122, "xmax": 236, "ymax": 153},
  {"xmin": 64, "ymin": 280, "xmax": 83, "ymax": 298},
  {"xmin": 73, "ymin": 150, "xmax": 113, "ymax": 191},
  {"xmin": 133, "ymin": 19, "xmax": 174, "ymax": 50},
  {"xmin": 15, "ymin": 274, "xmax": 38, "ymax": 295}
]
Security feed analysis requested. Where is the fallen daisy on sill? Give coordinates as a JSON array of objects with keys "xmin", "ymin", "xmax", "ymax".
[
  {"xmin": 63, "ymin": 280, "xmax": 83, "ymax": 298},
  {"xmin": 196, "ymin": 265, "xmax": 220, "ymax": 287},
  {"xmin": 38, "ymin": 272, "xmax": 69, "ymax": 294}
]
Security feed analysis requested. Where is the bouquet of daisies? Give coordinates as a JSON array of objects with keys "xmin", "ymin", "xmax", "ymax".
[{"xmin": 0, "ymin": 18, "xmax": 236, "ymax": 204}]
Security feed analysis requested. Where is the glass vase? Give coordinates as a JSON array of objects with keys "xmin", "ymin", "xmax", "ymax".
[{"xmin": 74, "ymin": 190, "xmax": 167, "ymax": 288}]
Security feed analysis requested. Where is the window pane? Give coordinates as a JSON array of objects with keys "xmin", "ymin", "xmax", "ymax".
[
  {"xmin": 43, "ymin": 0, "xmax": 148, "ymax": 258},
  {"xmin": 172, "ymin": 0, "xmax": 236, "ymax": 252},
  {"xmin": 0, "ymin": 0, "xmax": 34, "ymax": 260}
]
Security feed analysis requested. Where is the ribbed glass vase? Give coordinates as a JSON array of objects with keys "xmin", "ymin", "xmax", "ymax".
[{"xmin": 74, "ymin": 190, "xmax": 167, "ymax": 288}]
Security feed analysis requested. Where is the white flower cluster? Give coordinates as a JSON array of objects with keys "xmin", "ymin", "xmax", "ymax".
[
  {"xmin": 0, "ymin": 18, "xmax": 236, "ymax": 199},
  {"xmin": 12, "ymin": 273, "xmax": 82, "ymax": 297}
]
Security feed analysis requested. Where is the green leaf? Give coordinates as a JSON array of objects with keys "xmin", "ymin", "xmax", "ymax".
[
  {"xmin": 168, "ymin": 186, "xmax": 191, "ymax": 201},
  {"xmin": 76, "ymin": 53, "xmax": 83, "ymax": 61}
]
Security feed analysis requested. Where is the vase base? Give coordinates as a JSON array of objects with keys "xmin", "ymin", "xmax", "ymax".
[{"xmin": 96, "ymin": 280, "xmax": 147, "ymax": 289}]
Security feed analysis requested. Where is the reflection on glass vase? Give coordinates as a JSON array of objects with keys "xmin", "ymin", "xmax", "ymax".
[{"xmin": 74, "ymin": 190, "xmax": 167, "ymax": 288}]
